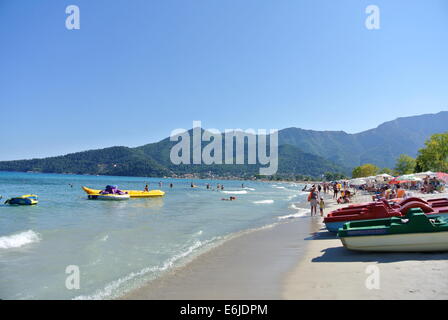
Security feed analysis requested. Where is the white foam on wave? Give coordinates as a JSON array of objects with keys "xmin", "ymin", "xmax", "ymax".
[
  {"xmin": 221, "ymin": 190, "xmax": 248, "ymax": 195},
  {"xmin": 253, "ymin": 199, "xmax": 274, "ymax": 204},
  {"xmin": 278, "ymin": 205, "xmax": 310, "ymax": 220},
  {"xmin": 286, "ymin": 190, "xmax": 309, "ymax": 200},
  {"xmin": 286, "ymin": 194, "xmax": 298, "ymax": 200},
  {"xmin": 73, "ymin": 237, "xmax": 218, "ymax": 300},
  {"xmin": 0, "ymin": 230, "xmax": 41, "ymax": 249},
  {"xmin": 243, "ymin": 187, "xmax": 255, "ymax": 191},
  {"xmin": 74, "ymin": 219, "xmax": 288, "ymax": 300},
  {"xmin": 274, "ymin": 186, "xmax": 286, "ymax": 189}
]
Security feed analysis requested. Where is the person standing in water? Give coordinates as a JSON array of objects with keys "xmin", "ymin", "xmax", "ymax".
[
  {"xmin": 144, "ymin": 184, "xmax": 149, "ymax": 192},
  {"xmin": 170, "ymin": 183, "xmax": 173, "ymax": 188},
  {"xmin": 308, "ymin": 187, "xmax": 318, "ymax": 216}
]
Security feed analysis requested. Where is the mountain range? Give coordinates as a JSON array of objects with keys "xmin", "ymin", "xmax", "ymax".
[{"xmin": 0, "ymin": 111, "xmax": 446, "ymax": 178}]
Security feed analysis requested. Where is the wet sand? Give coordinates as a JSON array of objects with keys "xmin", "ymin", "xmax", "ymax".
[{"xmin": 122, "ymin": 219, "xmax": 315, "ymax": 299}]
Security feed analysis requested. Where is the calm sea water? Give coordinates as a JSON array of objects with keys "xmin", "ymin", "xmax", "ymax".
[{"xmin": 0, "ymin": 171, "xmax": 309, "ymax": 299}]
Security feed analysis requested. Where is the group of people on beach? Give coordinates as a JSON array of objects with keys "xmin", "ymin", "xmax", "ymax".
[
  {"xmin": 306, "ymin": 185, "xmax": 326, "ymax": 217},
  {"xmin": 306, "ymin": 181, "xmax": 356, "ymax": 217},
  {"xmin": 421, "ymin": 176, "xmax": 444, "ymax": 193}
]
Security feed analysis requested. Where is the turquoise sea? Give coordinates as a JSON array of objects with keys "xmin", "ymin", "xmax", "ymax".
[{"xmin": 0, "ymin": 171, "xmax": 309, "ymax": 299}]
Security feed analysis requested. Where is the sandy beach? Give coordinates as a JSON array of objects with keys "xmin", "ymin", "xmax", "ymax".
[
  {"xmin": 121, "ymin": 191, "xmax": 448, "ymax": 300},
  {"xmin": 283, "ymin": 192, "xmax": 448, "ymax": 300},
  {"xmin": 122, "ymin": 219, "xmax": 314, "ymax": 299}
]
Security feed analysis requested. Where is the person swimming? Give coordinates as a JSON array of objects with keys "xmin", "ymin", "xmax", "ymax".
[{"xmin": 221, "ymin": 196, "xmax": 236, "ymax": 201}]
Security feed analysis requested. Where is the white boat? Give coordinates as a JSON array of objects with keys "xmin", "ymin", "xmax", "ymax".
[
  {"xmin": 340, "ymin": 231, "xmax": 448, "ymax": 252},
  {"xmin": 338, "ymin": 209, "xmax": 448, "ymax": 252}
]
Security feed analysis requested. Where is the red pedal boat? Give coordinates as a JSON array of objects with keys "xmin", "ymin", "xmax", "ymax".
[{"xmin": 324, "ymin": 197, "xmax": 448, "ymax": 232}]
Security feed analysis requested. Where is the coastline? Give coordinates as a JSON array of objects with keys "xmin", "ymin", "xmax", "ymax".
[
  {"xmin": 121, "ymin": 218, "xmax": 314, "ymax": 299},
  {"xmin": 121, "ymin": 191, "xmax": 448, "ymax": 300}
]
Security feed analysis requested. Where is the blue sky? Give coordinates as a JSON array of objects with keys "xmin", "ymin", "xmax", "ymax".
[{"xmin": 0, "ymin": 0, "xmax": 447, "ymax": 160}]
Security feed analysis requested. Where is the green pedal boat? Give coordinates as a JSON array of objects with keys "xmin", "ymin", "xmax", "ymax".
[{"xmin": 338, "ymin": 208, "xmax": 448, "ymax": 252}]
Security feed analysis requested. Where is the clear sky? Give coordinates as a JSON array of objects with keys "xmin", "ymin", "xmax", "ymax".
[{"xmin": 1, "ymin": 0, "xmax": 447, "ymax": 160}]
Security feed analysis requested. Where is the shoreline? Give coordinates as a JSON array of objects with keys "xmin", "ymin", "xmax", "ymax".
[
  {"xmin": 120, "ymin": 191, "xmax": 448, "ymax": 300},
  {"xmin": 120, "ymin": 186, "xmax": 317, "ymax": 300},
  {"xmin": 120, "ymin": 218, "xmax": 314, "ymax": 299}
]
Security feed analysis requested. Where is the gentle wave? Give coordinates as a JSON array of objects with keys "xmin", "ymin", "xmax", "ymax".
[
  {"xmin": 0, "ymin": 230, "xmax": 41, "ymax": 249},
  {"xmin": 221, "ymin": 190, "xmax": 248, "ymax": 195},
  {"xmin": 74, "ymin": 221, "xmax": 284, "ymax": 300},
  {"xmin": 253, "ymin": 200, "xmax": 274, "ymax": 204},
  {"xmin": 286, "ymin": 194, "xmax": 298, "ymax": 201},
  {"xmin": 243, "ymin": 187, "xmax": 255, "ymax": 191},
  {"xmin": 73, "ymin": 237, "xmax": 218, "ymax": 300},
  {"xmin": 278, "ymin": 205, "xmax": 310, "ymax": 220}
]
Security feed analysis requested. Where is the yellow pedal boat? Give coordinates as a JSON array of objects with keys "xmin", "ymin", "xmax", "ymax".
[{"xmin": 82, "ymin": 186, "xmax": 165, "ymax": 198}]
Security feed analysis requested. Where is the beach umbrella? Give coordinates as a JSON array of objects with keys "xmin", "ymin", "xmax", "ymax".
[
  {"xmin": 350, "ymin": 178, "xmax": 367, "ymax": 186},
  {"xmin": 436, "ymin": 172, "xmax": 448, "ymax": 183},
  {"xmin": 389, "ymin": 174, "xmax": 422, "ymax": 184},
  {"xmin": 376, "ymin": 173, "xmax": 393, "ymax": 178},
  {"xmin": 375, "ymin": 173, "xmax": 393, "ymax": 182},
  {"xmin": 397, "ymin": 174, "xmax": 422, "ymax": 181},
  {"xmin": 414, "ymin": 171, "xmax": 436, "ymax": 178}
]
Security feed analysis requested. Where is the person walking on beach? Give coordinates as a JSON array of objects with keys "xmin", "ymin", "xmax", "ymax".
[
  {"xmin": 333, "ymin": 183, "xmax": 339, "ymax": 199},
  {"xmin": 319, "ymin": 197, "xmax": 325, "ymax": 217}
]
